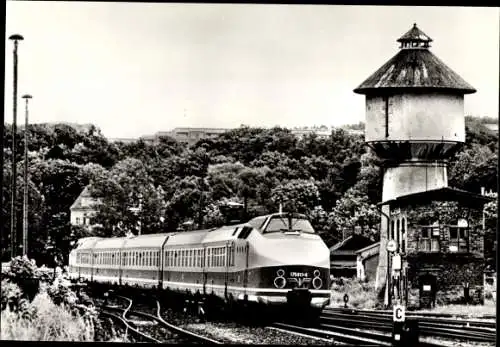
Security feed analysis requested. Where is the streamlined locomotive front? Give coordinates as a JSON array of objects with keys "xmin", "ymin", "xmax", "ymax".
[{"xmin": 245, "ymin": 213, "xmax": 331, "ymax": 310}]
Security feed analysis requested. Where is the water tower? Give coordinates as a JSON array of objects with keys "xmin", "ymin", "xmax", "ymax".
[{"xmin": 354, "ymin": 24, "xmax": 476, "ymax": 292}]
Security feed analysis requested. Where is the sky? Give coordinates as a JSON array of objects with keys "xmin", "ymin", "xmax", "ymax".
[{"xmin": 4, "ymin": 2, "xmax": 499, "ymax": 139}]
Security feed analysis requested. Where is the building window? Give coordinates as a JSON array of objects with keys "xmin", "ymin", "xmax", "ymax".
[
  {"xmin": 401, "ymin": 217, "xmax": 406, "ymax": 253},
  {"xmin": 419, "ymin": 226, "xmax": 440, "ymax": 252},
  {"xmin": 76, "ymin": 217, "xmax": 80, "ymax": 225},
  {"xmin": 390, "ymin": 220, "xmax": 395, "ymax": 240},
  {"xmin": 449, "ymin": 227, "xmax": 469, "ymax": 253},
  {"xmin": 382, "ymin": 96, "xmax": 393, "ymax": 138}
]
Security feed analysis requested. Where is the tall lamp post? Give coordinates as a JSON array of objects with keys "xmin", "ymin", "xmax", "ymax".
[
  {"xmin": 22, "ymin": 94, "xmax": 32, "ymax": 257},
  {"xmin": 9, "ymin": 34, "xmax": 24, "ymax": 259}
]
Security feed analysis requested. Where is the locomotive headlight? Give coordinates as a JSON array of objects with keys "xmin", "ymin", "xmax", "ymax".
[
  {"xmin": 274, "ymin": 268, "xmax": 286, "ymax": 289},
  {"xmin": 274, "ymin": 276, "xmax": 286, "ymax": 289},
  {"xmin": 312, "ymin": 277, "xmax": 323, "ymax": 289},
  {"xmin": 312, "ymin": 269, "xmax": 322, "ymax": 289}
]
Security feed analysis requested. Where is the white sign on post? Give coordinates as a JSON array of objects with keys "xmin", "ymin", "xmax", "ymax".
[
  {"xmin": 392, "ymin": 254, "xmax": 401, "ymax": 270},
  {"xmin": 393, "ymin": 304, "xmax": 405, "ymax": 322}
]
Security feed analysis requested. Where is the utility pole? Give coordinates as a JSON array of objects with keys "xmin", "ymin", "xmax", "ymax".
[
  {"xmin": 22, "ymin": 94, "xmax": 32, "ymax": 257},
  {"xmin": 9, "ymin": 34, "xmax": 24, "ymax": 259}
]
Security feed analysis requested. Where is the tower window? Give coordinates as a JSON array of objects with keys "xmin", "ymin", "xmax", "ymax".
[
  {"xmin": 419, "ymin": 226, "xmax": 440, "ymax": 252},
  {"xmin": 383, "ymin": 96, "xmax": 389, "ymax": 138}
]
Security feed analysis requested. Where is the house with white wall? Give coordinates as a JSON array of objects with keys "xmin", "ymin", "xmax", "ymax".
[{"xmin": 70, "ymin": 185, "xmax": 102, "ymax": 228}]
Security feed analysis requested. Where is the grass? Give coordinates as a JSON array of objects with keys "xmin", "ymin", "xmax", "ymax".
[
  {"xmin": 414, "ymin": 300, "xmax": 496, "ymax": 318},
  {"xmin": 1, "ymin": 291, "xmax": 94, "ymax": 341},
  {"xmin": 329, "ymin": 277, "xmax": 379, "ymax": 309}
]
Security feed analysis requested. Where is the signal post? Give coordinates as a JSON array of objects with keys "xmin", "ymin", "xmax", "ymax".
[{"xmin": 388, "ymin": 239, "xmax": 418, "ymax": 347}]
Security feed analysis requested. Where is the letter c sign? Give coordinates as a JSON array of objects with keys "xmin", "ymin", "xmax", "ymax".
[{"xmin": 393, "ymin": 304, "xmax": 405, "ymax": 322}]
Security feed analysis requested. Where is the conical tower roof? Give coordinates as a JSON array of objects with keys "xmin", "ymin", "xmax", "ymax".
[{"xmin": 354, "ymin": 24, "xmax": 476, "ymax": 95}]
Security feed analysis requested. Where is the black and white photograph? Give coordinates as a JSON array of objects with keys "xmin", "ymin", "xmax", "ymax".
[{"xmin": 1, "ymin": 2, "xmax": 498, "ymax": 345}]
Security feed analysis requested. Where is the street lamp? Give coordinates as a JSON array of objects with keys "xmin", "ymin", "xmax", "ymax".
[
  {"xmin": 8, "ymin": 34, "xmax": 24, "ymax": 259},
  {"xmin": 22, "ymin": 94, "xmax": 32, "ymax": 257}
]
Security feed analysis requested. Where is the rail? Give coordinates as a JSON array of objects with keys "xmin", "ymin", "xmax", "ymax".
[
  {"xmin": 321, "ymin": 309, "xmax": 496, "ymax": 343},
  {"xmin": 102, "ymin": 296, "xmax": 222, "ymax": 344},
  {"xmin": 100, "ymin": 310, "xmax": 161, "ymax": 343}
]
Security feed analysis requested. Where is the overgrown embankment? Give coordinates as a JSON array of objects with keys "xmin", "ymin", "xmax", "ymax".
[{"xmin": 0, "ymin": 256, "xmax": 121, "ymax": 341}]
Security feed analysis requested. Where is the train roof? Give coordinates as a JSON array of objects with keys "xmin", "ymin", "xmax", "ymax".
[
  {"xmin": 202, "ymin": 224, "xmax": 244, "ymax": 243},
  {"xmin": 94, "ymin": 237, "xmax": 127, "ymax": 249},
  {"xmin": 166, "ymin": 229, "xmax": 211, "ymax": 246},
  {"xmin": 75, "ymin": 237, "xmax": 102, "ymax": 250},
  {"xmin": 122, "ymin": 233, "xmax": 173, "ymax": 249}
]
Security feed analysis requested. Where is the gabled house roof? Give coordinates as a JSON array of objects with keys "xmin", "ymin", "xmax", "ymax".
[
  {"xmin": 70, "ymin": 185, "xmax": 101, "ymax": 211},
  {"xmin": 330, "ymin": 234, "xmax": 374, "ymax": 253}
]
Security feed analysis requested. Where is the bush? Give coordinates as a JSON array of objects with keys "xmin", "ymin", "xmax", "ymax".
[
  {"xmin": 1, "ymin": 256, "xmax": 101, "ymax": 341},
  {"xmin": 4, "ymin": 256, "xmax": 41, "ymax": 300},
  {"xmin": 1, "ymin": 292, "xmax": 94, "ymax": 341},
  {"xmin": 1, "ymin": 279, "xmax": 23, "ymax": 311},
  {"xmin": 330, "ymin": 277, "xmax": 379, "ymax": 309}
]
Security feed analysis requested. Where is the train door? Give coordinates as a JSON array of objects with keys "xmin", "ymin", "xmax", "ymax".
[
  {"xmin": 76, "ymin": 251, "xmax": 81, "ymax": 279},
  {"xmin": 243, "ymin": 242, "xmax": 249, "ymax": 298},
  {"xmin": 224, "ymin": 242, "xmax": 230, "ymax": 299},
  {"xmin": 202, "ymin": 247, "xmax": 207, "ymax": 296},
  {"xmin": 90, "ymin": 250, "xmax": 95, "ymax": 283},
  {"xmin": 159, "ymin": 237, "xmax": 169, "ymax": 290}
]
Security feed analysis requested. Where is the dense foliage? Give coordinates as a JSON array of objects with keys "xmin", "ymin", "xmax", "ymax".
[
  {"xmin": 1, "ymin": 118, "xmax": 497, "ymax": 267},
  {"xmin": 1, "ymin": 256, "xmax": 99, "ymax": 341}
]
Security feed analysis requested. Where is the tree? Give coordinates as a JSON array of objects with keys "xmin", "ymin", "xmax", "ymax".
[{"xmin": 271, "ymin": 179, "xmax": 320, "ymax": 214}]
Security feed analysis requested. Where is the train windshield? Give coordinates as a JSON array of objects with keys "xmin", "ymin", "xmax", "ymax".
[{"xmin": 264, "ymin": 216, "xmax": 316, "ymax": 234}]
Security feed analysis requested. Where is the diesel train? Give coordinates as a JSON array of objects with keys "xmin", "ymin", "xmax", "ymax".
[{"xmin": 68, "ymin": 212, "xmax": 331, "ymax": 315}]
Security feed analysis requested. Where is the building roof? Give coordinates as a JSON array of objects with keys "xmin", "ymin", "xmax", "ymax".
[
  {"xmin": 329, "ymin": 234, "xmax": 374, "ymax": 253},
  {"xmin": 70, "ymin": 185, "xmax": 98, "ymax": 211},
  {"xmin": 397, "ymin": 23, "xmax": 433, "ymax": 44},
  {"xmin": 354, "ymin": 24, "xmax": 476, "ymax": 95},
  {"xmin": 378, "ymin": 187, "xmax": 494, "ymax": 208},
  {"xmin": 356, "ymin": 242, "xmax": 380, "ymax": 255}
]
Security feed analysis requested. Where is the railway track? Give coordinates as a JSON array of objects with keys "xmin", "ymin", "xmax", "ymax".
[
  {"xmin": 326, "ymin": 307, "xmax": 496, "ymax": 320},
  {"xmin": 321, "ymin": 308, "xmax": 496, "ymax": 344},
  {"xmin": 102, "ymin": 296, "xmax": 222, "ymax": 344},
  {"xmin": 270, "ymin": 322, "xmax": 445, "ymax": 346}
]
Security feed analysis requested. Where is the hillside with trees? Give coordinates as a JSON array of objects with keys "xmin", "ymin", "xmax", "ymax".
[{"xmin": 1, "ymin": 118, "xmax": 497, "ymax": 268}]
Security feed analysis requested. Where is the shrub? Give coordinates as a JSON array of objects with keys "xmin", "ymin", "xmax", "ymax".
[
  {"xmin": 4, "ymin": 256, "xmax": 41, "ymax": 300},
  {"xmin": 330, "ymin": 277, "xmax": 379, "ymax": 309},
  {"xmin": 1, "ymin": 279, "xmax": 23, "ymax": 311},
  {"xmin": 1, "ymin": 292, "xmax": 94, "ymax": 341}
]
